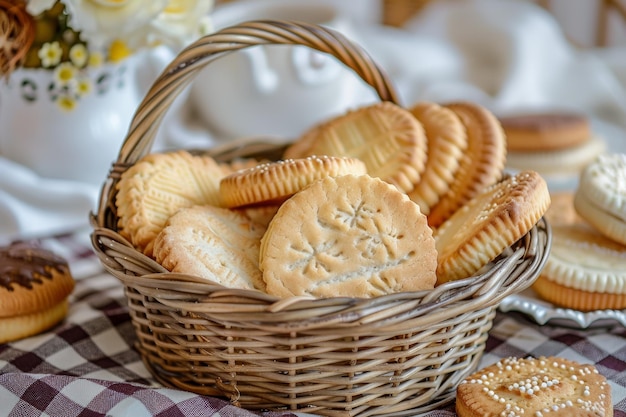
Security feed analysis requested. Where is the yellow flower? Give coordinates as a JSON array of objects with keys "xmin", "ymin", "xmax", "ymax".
[
  {"xmin": 38, "ymin": 41, "xmax": 63, "ymax": 68},
  {"xmin": 57, "ymin": 95, "xmax": 77, "ymax": 111},
  {"xmin": 69, "ymin": 43, "xmax": 89, "ymax": 67},
  {"xmin": 88, "ymin": 51, "xmax": 104, "ymax": 68},
  {"xmin": 53, "ymin": 62, "xmax": 78, "ymax": 87},
  {"xmin": 108, "ymin": 39, "xmax": 132, "ymax": 63}
]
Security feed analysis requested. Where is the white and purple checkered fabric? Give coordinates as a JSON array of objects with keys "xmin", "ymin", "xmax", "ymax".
[{"xmin": 2, "ymin": 229, "xmax": 626, "ymax": 416}]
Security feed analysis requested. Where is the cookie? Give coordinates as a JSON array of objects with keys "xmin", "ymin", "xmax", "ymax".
[
  {"xmin": 232, "ymin": 204, "xmax": 281, "ymax": 229},
  {"xmin": 544, "ymin": 191, "xmax": 584, "ymax": 227},
  {"xmin": 500, "ymin": 112, "xmax": 591, "ymax": 152},
  {"xmin": 115, "ymin": 150, "xmax": 227, "ymax": 257},
  {"xmin": 283, "ymin": 102, "xmax": 428, "ymax": 193},
  {"xmin": 219, "ymin": 157, "xmax": 267, "ymax": 175},
  {"xmin": 505, "ymin": 135, "xmax": 605, "ymax": 178},
  {"xmin": 533, "ymin": 223, "xmax": 626, "ymax": 311},
  {"xmin": 427, "ymin": 102, "xmax": 507, "ymax": 229},
  {"xmin": 0, "ymin": 243, "xmax": 75, "ymax": 343},
  {"xmin": 574, "ymin": 153, "xmax": 626, "ymax": 246},
  {"xmin": 219, "ymin": 155, "xmax": 367, "ymax": 208},
  {"xmin": 434, "ymin": 170, "xmax": 550, "ymax": 284},
  {"xmin": 153, "ymin": 205, "xmax": 267, "ymax": 291},
  {"xmin": 456, "ymin": 356, "xmax": 612, "ymax": 417},
  {"xmin": 259, "ymin": 174, "xmax": 437, "ymax": 298},
  {"xmin": 407, "ymin": 102, "xmax": 467, "ymax": 215}
]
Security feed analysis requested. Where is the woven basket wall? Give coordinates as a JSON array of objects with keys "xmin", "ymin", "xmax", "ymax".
[{"xmin": 90, "ymin": 20, "xmax": 551, "ymax": 417}]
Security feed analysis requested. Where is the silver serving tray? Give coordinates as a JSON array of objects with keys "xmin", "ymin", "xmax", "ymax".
[{"xmin": 500, "ymin": 288, "xmax": 626, "ymax": 328}]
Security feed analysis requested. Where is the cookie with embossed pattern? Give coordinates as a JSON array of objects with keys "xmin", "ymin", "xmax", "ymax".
[
  {"xmin": 427, "ymin": 102, "xmax": 507, "ymax": 228},
  {"xmin": 259, "ymin": 174, "xmax": 437, "ymax": 298},
  {"xmin": 283, "ymin": 102, "xmax": 427, "ymax": 193},
  {"xmin": 116, "ymin": 150, "xmax": 228, "ymax": 258},
  {"xmin": 153, "ymin": 205, "xmax": 267, "ymax": 291},
  {"xmin": 407, "ymin": 101, "xmax": 467, "ymax": 215}
]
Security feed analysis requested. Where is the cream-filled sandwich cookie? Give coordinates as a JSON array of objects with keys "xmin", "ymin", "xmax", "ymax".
[
  {"xmin": 533, "ymin": 223, "xmax": 626, "ymax": 311},
  {"xmin": 574, "ymin": 153, "xmax": 626, "ymax": 246}
]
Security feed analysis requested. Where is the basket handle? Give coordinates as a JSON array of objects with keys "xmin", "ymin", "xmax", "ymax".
[{"xmin": 116, "ymin": 19, "xmax": 400, "ymax": 167}]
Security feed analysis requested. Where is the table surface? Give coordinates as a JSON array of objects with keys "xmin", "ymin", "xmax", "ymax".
[{"xmin": 2, "ymin": 229, "xmax": 626, "ymax": 417}]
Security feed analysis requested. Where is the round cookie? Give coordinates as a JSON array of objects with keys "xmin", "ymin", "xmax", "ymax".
[
  {"xmin": 500, "ymin": 112, "xmax": 591, "ymax": 152},
  {"xmin": 427, "ymin": 101, "xmax": 507, "ymax": 229},
  {"xmin": 505, "ymin": 136, "xmax": 605, "ymax": 178},
  {"xmin": 115, "ymin": 150, "xmax": 228, "ymax": 258},
  {"xmin": 283, "ymin": 101, "xmax": 428, "ymax": 193},
  {"xmin": 153, "ymin": 205, "xmax": 267, "ymax": 291},
  {"xmin": 407, "ymin": 101, "xmax": 468, "ymax": 215},
  {"xmin": 260, "ymin": 174, "xmax": 437, "ymax": 298},
  {"xmin": 219, "ymin": 155, "xmax": 367, "ymax": 208},
  {"xmin": 434, "ymin": 170, "xmax": 550, "ymax": 284},
  {"xmin": 501, "ymin": 112, "xmax": 605, "ymax": 179},
  {"xmin": 232, "ymin": 205, "xmax": 281, "ymax": 229},
  {"xmin": 0, "ymin": 243, "xmax": 75, "ymax": 344},
  {"xmin": 533, "ymin": 223, "xmax": 626, "ymax": 311},
  {"xmin": 456, "ymin": 356, "xmax": 612, "ymax": 417},
  {"xmin": 219, "ymin": 157, "xmax": 268, "ymax": 174},
  {"xmin": 544, "ymin": 191, "xmax": 584, "ymax": 227},
  {"xmin": 574, "ymin": 153, "xmax": 626, "ymax": 246}
]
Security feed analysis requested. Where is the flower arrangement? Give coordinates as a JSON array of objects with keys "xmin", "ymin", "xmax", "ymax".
[{"xmin": 1, "ymin": 0, "xmax": 214, "ymax": 110}]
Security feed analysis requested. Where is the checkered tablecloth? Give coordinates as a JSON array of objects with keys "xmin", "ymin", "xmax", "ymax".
[{"xmin": 2, "ymin": 229, "xmax": 626, "ymax": 417}]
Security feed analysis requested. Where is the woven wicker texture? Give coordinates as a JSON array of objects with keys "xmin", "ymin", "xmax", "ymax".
[
  {"xmin": 90, "ymin": 20, "xmax": 551, "ymax": 416},
  {"xmin": 0, "ymin": 0, "xmax": 35, "ymax": 76}
]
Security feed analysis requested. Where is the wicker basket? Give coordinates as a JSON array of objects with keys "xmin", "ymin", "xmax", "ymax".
[{"xmin": 90, "ymin": 20, "xmax": 551, "ymax": 417}]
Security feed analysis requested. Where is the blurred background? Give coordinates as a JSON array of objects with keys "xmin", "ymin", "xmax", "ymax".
[
  {"xmin": 216, "ymin": 0, "xmax": 626, "ymax": 47},
  {"xmin": 2, "ymin": 0, "xmax": 626, "ymax": 238}
]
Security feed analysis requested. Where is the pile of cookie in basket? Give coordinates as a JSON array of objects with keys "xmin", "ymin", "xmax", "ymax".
[
  {"xmin": 116, "ymin": 100, "xmax": 548, "ymax": 294},
  {"xmin": 110, "ymin": 98, "xmax": 616, "ymax": 415}
]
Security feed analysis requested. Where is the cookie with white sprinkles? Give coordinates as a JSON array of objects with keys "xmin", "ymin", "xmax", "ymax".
[
  {"xmin": 456, "ymin": 356, "xmax": 612, "ymax": 417},
  {"xmin": 434, "ymin": 170, "xmax": 550, "ymax": 284}
]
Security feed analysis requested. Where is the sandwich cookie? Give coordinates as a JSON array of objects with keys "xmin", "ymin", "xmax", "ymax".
[{"xmin": 0, "ymin": 242, "xmax": 75, "ymax": 343}]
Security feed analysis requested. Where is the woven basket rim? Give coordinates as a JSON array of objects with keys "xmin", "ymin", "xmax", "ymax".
[{"xmin": 92, "ymin": 180, "xmax": 550, "ymax": 322}]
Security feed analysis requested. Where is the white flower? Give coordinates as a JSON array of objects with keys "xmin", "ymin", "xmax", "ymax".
[
  {"xmin": 147, "ymin": 0, "xmax": 215, "ymax": 48},
  {"xmin": 69, "ymin": 43, "xmax": 88, "ymax": 67},
  {"xmin": 76, "ymin": 78, "xmax": 92, "ymax": 97},
  {"xmin": 38, "ymin": 41, "xmax": 63, "ymax": 67},
  {"xmin": 53, "ymin": 62, "xmax": 78, "ymax": 87},
  {"xmin": 26, "ymin": 0, "xmax": 58, "ymax": 16},
  {"xmin": 62, "ymin": 0, "xmax": 169, "ymax": 49}
]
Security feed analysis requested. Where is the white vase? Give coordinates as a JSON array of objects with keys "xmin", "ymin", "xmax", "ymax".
[{"xmin": 0, "ymin": 53, "xmax": 146, "ymax": 185}]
